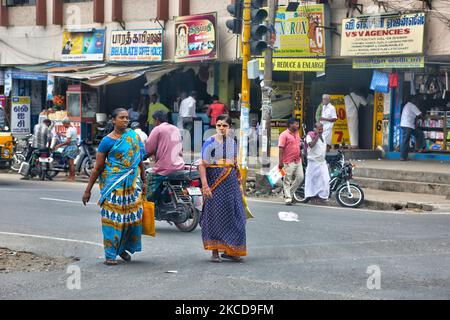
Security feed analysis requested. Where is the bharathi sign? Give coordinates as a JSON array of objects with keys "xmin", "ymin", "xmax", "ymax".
[{"xmin": 341, "ymin": 13, "xmax": 425, "ymax": 57}]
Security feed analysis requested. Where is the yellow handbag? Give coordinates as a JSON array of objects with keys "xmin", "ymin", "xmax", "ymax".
[{"xmin": 142, "ymin": 200, "xmax": 156, "ymax": 237}]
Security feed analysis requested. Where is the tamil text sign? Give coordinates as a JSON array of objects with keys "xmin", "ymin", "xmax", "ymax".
[
  {"xmin": 11, "ymin": 97, "xmax": 31, "ymax": 134},
  {"xmin": 273, "ymin": 4, "xmax": 326, "ymax": 57},
  {"xmin": 341, "ymin": 13, "xmax": 425, "ymax": 56},
  {"xmin": 175, "ymin": 13, "xmax": 217, "ymax": 63},
  {"xmin": 353, "ymin": 56, "xmax": 424, "ymax": 69},
  {"xmin": 110, "ymin": 30, "xmax": 163, "ymax": 62},
  {"xmin": 61, "ymin": 29, "xmax": 106, "ymax": 62}
]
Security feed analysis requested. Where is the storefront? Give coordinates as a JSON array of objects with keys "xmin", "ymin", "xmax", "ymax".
[{"xmin": 338, "ymin": 11, "xmax": 448, "ymax": 159}]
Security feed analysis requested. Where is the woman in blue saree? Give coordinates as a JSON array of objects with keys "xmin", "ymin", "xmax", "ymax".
[
  {"xmin": 199, "ymin": 114, "xmax": 246, "ymax": 262},
  {"xmin": 82, "ymin": 108, "xmax": 147, "ymax": 265}
]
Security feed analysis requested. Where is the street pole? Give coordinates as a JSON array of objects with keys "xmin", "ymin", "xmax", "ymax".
[
  {"xmin": 238, "ymin": 0, "xmax": 252, "ymax": 191},
  {"xmin": 256, "ymin": 0, "xmax": 278, "ymax": 194}
]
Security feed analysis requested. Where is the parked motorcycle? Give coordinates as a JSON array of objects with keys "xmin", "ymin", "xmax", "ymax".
[
  {"xmin": 10, "ymin": 134, "xmax": 32, "ymax": 172},
  {"xmin": 48, "ymin": 140, "xmax": 96, "ymax": 178},
  {"xmin": 294, "ymin": 150, "xmax": 365, "ymax": 208},
  {"xmin": 145, "ymin": 163, "xmax": 203, "ymax": 232}
]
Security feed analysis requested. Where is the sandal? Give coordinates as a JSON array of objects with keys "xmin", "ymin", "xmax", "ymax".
[
  {"xmin": 221, "ymin": 254, "xmax": 242, "ymax": 262},
  {"xmin": 119, "ymin": 252, "xmax": 131, "ymax": 262},
  {"xmin": 104, "ymin": 259, "xmax": 118, "ymax": 266}
]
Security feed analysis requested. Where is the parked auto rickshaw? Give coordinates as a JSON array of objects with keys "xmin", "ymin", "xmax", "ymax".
[{"xmin": 0, "ymin": 105, "xmax": 14, "ymax": 169}]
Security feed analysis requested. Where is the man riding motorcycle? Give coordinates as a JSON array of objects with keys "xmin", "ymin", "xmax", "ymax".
[{"xmin": 144, "ymin": 110, "xmax": 185, "ymax": 201}]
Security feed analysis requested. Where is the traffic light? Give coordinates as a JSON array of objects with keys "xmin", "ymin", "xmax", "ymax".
[
  {"xmin": 226, "ymin": 0, "xmax": 244, "ymax": 34},
  {"xmin": 250, "ymin": 0, "xmax": 268, "ymax": 55}
]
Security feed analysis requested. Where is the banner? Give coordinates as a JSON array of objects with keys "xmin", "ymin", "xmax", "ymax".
[
  {"xmin": 272, "ymin": 4, "xmax": 326, "ymax": 57},
  {"xmin": 0, "ymin": 96, "xmax": 6, "ymax": 129},
  {"xmin": 11, "ymin": 97, "xmax": 31, "ymax": 134},
  {"xmin": 259, "ymin": 58, "xmax": 325, "ymax": 72},
  {"xmin": 4, "ymin": 69, "xmax": 12, "ymax": 97},
  {"xmin": 330, "ymin": 95, "xmax": 350, "ymax": 145},
  {"xmin": 353, "ymin": 56, "xmax": 425, "ymax": 69},
  {"xmin": 61, "ymin": 29, "xmax": 106, "ymax": 62},
  {"xmin": 110, "ymin": 29, "xmax": 163, "ymax": 62},
  {"xmin": 174, "ymin": 13, "xmax": 217, "ymax": 63},
  {"xmin": 341, "ymin": 13, "xmax": 425, "ymax": 56},
  {"xmin": 47, "ymin": 75, "xmax": 55, "ymax": 101},
  {"xmin": 373, "ymin": 92, "xmax": 384, "ymax": 149}
]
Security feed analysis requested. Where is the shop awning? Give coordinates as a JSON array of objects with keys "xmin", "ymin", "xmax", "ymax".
[
  {"xmin": 144, "ymin": 67, "xmax": 179, "ymax": 86},
  {"xmin": 50, "ymin": 64, "xmax": 179, "ymax": 87}
]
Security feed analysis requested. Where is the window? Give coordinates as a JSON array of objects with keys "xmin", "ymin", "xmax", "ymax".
[
  {"xmin": 63, "ymin": 0, "xmax": 92, "ymax": 3},
  {"xmin": 5, "ymin": 0, "xmax": 36, "ymax": 6}
]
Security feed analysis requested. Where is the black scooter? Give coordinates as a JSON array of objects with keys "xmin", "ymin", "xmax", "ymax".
[{"xmin": 145, "ymin": 163, "xmax": 203, "ymax": 232}]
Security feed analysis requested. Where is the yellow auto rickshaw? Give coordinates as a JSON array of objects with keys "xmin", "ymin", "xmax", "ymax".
[{"xmin": 0, "ymin": 105, "xmax": 14, "ymax": 168}]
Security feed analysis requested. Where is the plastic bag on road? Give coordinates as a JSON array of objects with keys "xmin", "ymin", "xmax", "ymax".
[{"xmin": 278, "ymin": 211, "xmax": 299, "ymax": 222}]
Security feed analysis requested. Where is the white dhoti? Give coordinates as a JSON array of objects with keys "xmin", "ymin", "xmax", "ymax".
[
  {"xmin": 346, "ymin": 105, "xmax": 358, "ymax": 147},
  {"xmin": 322, "ymin": 125, "xmax": 333, "ymax": 146},
  {"xmin": 305, "ymin": 160, "xmax": 330, "ymax": 199}
]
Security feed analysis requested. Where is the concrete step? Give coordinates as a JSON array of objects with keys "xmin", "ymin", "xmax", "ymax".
[
  {"xmin": 354, "ymin": 167, "xmax": 450, "ymax": 185},
  {"xmin": 343, "ymin": 149, "xmax": 382, "ymax": 160},
  {"xmin": 354, "ymin": 177, "xmax": 450, "ymax": 196}
]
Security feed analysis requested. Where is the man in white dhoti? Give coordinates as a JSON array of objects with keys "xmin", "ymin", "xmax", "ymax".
[
  {"xmin": 344, "ymin": 89, "xmax": 367, "ymax": 149},
  {"xmin": 316, "ymin": 94, "xmax": 337, "ymax": 149},
  {"xmin": 305, "ymin": 123, "xmax": 330, "ymax": 202}
]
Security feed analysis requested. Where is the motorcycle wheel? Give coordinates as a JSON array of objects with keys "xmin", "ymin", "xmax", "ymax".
[
  {"xmin": 175, "ymin": 208, "xmax": 200, "ymax": 232},
  {"xmin": 11, "ymin": 153, "xmax": 26, "ymax": 172},
  {"xmin": 293, "ymin": 180, "xmax": 309, "ymax": 203},
  {"xmin": 82, "ymin": 158, "xmax": 94, "ymax": 177},
  {"xmin": 336, "ymin": 183, "xmax": 364, "ymax": 208}
]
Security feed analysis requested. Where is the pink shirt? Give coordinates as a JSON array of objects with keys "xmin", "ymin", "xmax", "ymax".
[
  {"xmin": 278, "ymin": 129, "xmax": 301, "ymax": 164},
  {"xmin": 145, "ymin": 123, "xmax": 185, "ymax": 176}
]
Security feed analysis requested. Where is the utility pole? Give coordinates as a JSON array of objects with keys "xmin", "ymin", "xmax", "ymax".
[
  {"xmin": 238, "ymin": 0, "xmax": 252, "ymax": 190},
  {"xmin": 256, "ymin": 0, "xmax": 278, "ymax": 194}
]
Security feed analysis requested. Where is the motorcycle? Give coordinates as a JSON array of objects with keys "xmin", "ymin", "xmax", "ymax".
[
  {"xmin": 48, "ymin": 140, "xmax": 97, "ymax": 178},
  {"xmin": 145, "ymin": 163, "xmax": 203, "ymax": 232},
  {"xmin": 294, "ymin": 150, "xmax": 365, "ymax": 208},
  {"xmin": 11, "ymin": 134, "xmax": 32, "ymax": 172}
]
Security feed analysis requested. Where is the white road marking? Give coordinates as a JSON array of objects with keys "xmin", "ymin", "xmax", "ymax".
[
  {"xmin": 40, "ymin": 198, "xmax": 96, "ymax": 206},
  {"xmin": 0, "ymin": 188, "xmax": 78, "ymax": 192},
  {"xmin": 0, "ymin": 231, "xmax": 103, "ymax": 247}
]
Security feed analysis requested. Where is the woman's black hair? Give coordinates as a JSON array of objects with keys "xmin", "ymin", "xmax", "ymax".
[
  {"xmin": 112, "ymin": 108, "xmax": 128, "ymax": 119},
  {"xmin": 216, "ymin": 114, "xmax": 232, "ymax": 126}
]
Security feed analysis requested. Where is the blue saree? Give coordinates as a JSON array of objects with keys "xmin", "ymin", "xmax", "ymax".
[
  {"xmin": 98, "ymin": 129, "xmax": 144, "ymax": 260},
  {"xmin": 200, "ymin": 136, "xmax": 247, "ymax": 257}
]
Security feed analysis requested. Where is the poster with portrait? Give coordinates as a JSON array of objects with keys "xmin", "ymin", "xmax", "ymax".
[{"xmin": 174, "ymin": 13, "xmax": 217, "ymax": 63}]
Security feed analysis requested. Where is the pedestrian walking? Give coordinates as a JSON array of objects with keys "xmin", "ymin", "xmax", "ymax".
[
  {"xmin": 82, "ymin": 108, "xmax": 147, "ymax": 266},
  {"xmin": 400, "ymin": 96, "xmax": 425, "ymax": 161},
  {"xmin": 54, "ymin": 118, "xmax": 78, "ymax": 182},
  {"xmin": 278, "ymin": 118, "xmax": 304, "ymax": 205},
  {"xmin": 315, "ymin": 94, "xmax": 337, "ymax": 149},
  {"xmin": 305, "ymin": 123, "xmax": 330, "ymax": 202},
  {"xmin": 178, "ymin": 90, "xmax": 197, "ymax": 134},
  {"xmin": 206, "ymin": 95, "xmax": 227, "ymax": 127},
  {"xmin": 199, "ymin": 114, "xmax": 246, "ymax": 262}
]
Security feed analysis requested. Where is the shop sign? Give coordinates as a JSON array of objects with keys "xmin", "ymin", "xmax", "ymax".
[
  {"xmin": 0, "ymin": 96, "xmax": 6, "ymax": 129},
  {"xmin": 341, "ymin": 13, "xmax": 425, "ymax": 56},
  {"xmin": 259, "ymin": 58, "xmax": 325, "ymax": 72},
  {"xmin": 61, "ymin": 29, "xmax": 106, "ymax": 62},
  {"xmin": 174, "ymin": 13, "xmax": 217, "ymax": 63},
  {"xmin": 11, "ymin": 70, "xmax": 48, "ymax": 81},
  {"xmin": 47, "ymin": 75, "xmax": 55, "ymax": 101},
  {"xmin": 110, "ymin": 29, "xmax": 163, "ymax": 62},
  {"xmin": 353, "ymin": 56, "xmax": 425, "ymax": 69},
  {"xmin": 4, "ymin": 69, "xmax": 12, "ymax": 97},
  {"xmin": 272, "ymin": 4, "xmax": 326, "ymax": 57},
  {"xmin": 330, "ymin": 95, "xmax": 350, "ymax": 145},
  {"xmin": 11, "ymin": 97, "xmax": 31, "ymax": 134},
  {"xmin": 373, "ymin": 92, "xmax": 385, "ymax": 148}
]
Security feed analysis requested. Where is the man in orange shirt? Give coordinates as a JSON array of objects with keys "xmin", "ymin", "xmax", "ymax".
[{"xmin": 207, "ymin": 95, "xmax": 228, "ymax": 127}]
